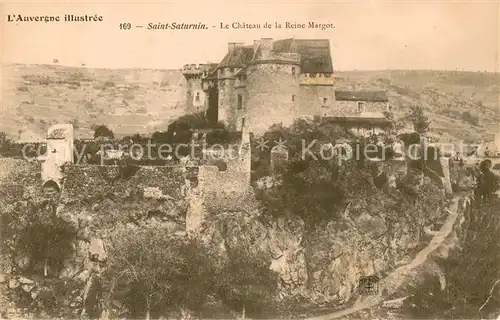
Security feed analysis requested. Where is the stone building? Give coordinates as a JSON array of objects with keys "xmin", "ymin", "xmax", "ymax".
[
  {"xmin": 183, "ymin": 38, "xmax": 390, "ymax": 136},
  {"xmin": 325, "ymin": 90, "xmax": 391, "ymax": 137}
]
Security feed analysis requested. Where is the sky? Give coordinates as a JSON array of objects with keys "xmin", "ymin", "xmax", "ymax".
[{"xmin": 1, "ymin": 0, "xmax": 499, "ymax": 71}]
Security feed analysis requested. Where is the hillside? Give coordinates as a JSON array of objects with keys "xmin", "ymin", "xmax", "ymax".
[
  {"xmin": 1, "ymin": 64, "xmax": 187, "ymax": 140},
  {"xmin": 1, "ymin": 64, "xmax": 499, "ymax": 142},
  {"xmin": 335, "ymin": 70, "xmax": 500, "ymax": 142}
]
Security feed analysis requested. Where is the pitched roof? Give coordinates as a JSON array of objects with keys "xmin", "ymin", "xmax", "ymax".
[
  {"xmin": 334, "ymin": 90, "xmax": 389, "ymax": 102},
  {"xmin": 273, "ymin": 39, "xmax": 333, "ymax": 73},
  {"xmin": 218, "ymin": 46, "xmax": 255, "ymax": 68},
  {"xmin": 217, "ymin": 38, "xmax": 333, "ymax": 73}
]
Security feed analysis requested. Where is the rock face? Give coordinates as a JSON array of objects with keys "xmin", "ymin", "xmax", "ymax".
[{"xmin": 199, "ymin": 193, "xmax": 438, "ymax": 305}]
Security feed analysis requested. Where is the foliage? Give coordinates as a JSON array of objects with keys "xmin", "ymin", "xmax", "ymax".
[
  {"xmin": 383, "ymin": 111, "xmax": 406, "ymax": 134},
  {"xmin": 93, "ymin": 124, "xmax": 114, "ymax": 139},
  {"xmin": 0, "ymin": 199, "xmax": 78, "ymax": 277},
  {"xmin": 103, "ymin": 224, "xmax": 280, "ymax": 319},
  {"xmin": 255, "ymin": 118, "xmax": 392, "ymax": 226},
  {"xmin": 406, "ymin": 105, "xmax": 430, "ymax": 134},
  {"xmin": 462, "ymin": 111, "xmax": 480, "ymax": 126},
  {"xmin": 216, "ymin": 247, "xmax": 279, "ymax": 318},
  {"xmin": 403, "ymin": 200, "xmax": 500, "ymax": 318},
  {"xmin": 167, "ymin": 111, "xmax": 224, "ymax": 133},
  {"xmin": 251, "ymin": 117, "xmax": 354, "ymax": 180},
  {"xmin": 104, "ymin": 226, "xmax": 218, "ymax": 318}
]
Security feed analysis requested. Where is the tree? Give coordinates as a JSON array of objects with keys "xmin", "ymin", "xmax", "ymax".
[
  {"xmin": 256, "ymin": 118, "xmax": 381, "ymax": 226},
  {"xmin": 383, "ymin": 111, "xmax": 405, "ymax": 134},
  {"xmin": 216, "ymin": 248, "xmax": 279, "ymax": 318},
  {"xmin": 104, "ymin": 226, "xmax": 217, "ymax": 319},
  {"xmin": 93, "ymin": 125, "xmax": 114, "ymax": 139},
  {"xmin": 406, "ymin": 106, "xmax": 430, "ymax": 134},
  {"xmin": 0, "ymin": 132, "xmax": 13, "ymax": 154}
]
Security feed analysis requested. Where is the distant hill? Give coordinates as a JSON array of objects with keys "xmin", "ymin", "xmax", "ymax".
[
  {"xmin": 1, "ymin": 64, "xmax": 499, "ymax": 142},
  {"xmin": 1, "ymin": 64, "xmax": 187, "ymax": 140},
  {"xmin": 334, "ymin": 70, "xmax": 500, "ymax": 143}
]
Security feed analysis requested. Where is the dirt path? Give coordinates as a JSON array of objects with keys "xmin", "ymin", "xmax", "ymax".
[{"xmin": 306, "ymin": 196, "xmax": 461, "ymax": 320}]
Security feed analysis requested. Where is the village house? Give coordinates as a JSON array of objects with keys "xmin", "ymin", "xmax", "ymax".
[{"xmin": 324, "ymin": 90, "xmax": 391, "ymax": 137}]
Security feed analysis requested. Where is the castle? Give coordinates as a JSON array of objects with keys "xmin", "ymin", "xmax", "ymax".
[{"xmin": 183, "ymin": 38, "xmax": 391, "ymax": 136}]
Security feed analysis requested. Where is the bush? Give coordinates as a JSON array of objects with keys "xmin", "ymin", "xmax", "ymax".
[
  {"xmin": 103, "ymin": 226, "xmax": 218, "ymax": 319},
  {"xmin": 103, "ymin": 225, "xmax": 280, "ymax": 319},
  {"xmin": 0, "ymin": 199, "xmax": 78, "ymax": 277},
  {"xmin": 462, "ymin": 111, "xmax": 479, "ymax": 126},
  {"xmin": 93, "ymin": 125, "xmax": 114, "ymax": 139}
]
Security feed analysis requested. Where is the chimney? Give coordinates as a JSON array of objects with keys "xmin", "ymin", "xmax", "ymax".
[{"xmin": 260, "ymin": 38, "xmax": 273, "ymax": 59}]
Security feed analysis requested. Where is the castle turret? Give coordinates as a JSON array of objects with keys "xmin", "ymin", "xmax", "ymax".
[
  {"xmin": 182, "ymin": 63, "xmax": 214, "ymax": 114},
  {"xmin": 244, "ymin": 38, "xmax": 301, "ymax": 135}
]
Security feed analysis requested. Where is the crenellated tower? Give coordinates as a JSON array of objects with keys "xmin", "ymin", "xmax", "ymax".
[{"xmin": 182, "ymin": 63, "xmax": 215, "ymax": 114}]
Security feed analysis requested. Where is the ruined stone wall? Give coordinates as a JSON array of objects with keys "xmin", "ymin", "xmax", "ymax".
[
  {"xmin": 245, "ymin": 63, "xmax": 300, "ymax": 135},
  {"xmin": 58, "ymin": 165, "xmax": 198, "ymax": 233},
  {"xmin": 58, "ymin": 155, "xmax": 253, "ymax": 231},
  {"xmin": 298, "ymin": 85, "xmax": 335, "ymax": 117}
]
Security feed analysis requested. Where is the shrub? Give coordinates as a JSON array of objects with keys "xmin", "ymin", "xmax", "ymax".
[
  {"xmin": 0, "ymin": 199, "xmax": 78, "ymax": 277},
  {"xmin": 93, "ymin": 125, "xmax": 114, "ymax": 139},
  {"xmin": 103, "ymin": 226, "xmax": 218, "ymax": 319},
  {"xmin": 462, "ymin": 111, "xmax": 479, "ymax": 126},
  {"xmin": 406, "ymin": 105, "xmax": 430, "ymax": 134}
]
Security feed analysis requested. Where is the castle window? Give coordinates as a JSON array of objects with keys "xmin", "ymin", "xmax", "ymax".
[
  {"xmin": 195, "ymin": 92, "xmax": 200, "ymax": 102},
  {"xmin": 323, "ymin": 97, "xmax": 328, "ymax": 104},
  {"xmin": 358, "ymin": 101, "xmax": 366, "ymax": 112},
  {"xmin": 291, "ymin": 67, "xmax": 296, "ymax": 75},
  {"xmin": 292, "ymin": 95, "xmax": 296, "ymax": 102},
  {"xmin": 241, "ymin": 117, "xmax": 245, "ymax": 130},
  {"xmin": 237, "ymin": 94, "xmax": 243, "ymax": 110}
]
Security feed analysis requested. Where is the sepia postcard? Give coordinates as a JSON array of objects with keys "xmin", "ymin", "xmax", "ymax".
[{"xmin": 1, "ymin": 1, "xmax": 499, "ymax": 319}]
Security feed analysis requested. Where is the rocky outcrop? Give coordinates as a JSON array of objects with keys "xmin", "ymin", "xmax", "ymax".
[{"xmin": 199, "ymin": 180, "xmax": 445, "ymax": 306}]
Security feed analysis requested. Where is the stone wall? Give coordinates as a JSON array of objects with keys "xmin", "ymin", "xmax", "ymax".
[
  {"xmin": 331, "ymin": 101, "xmax": 389, "ymax": 117},
  {"xmin": 298, "ymin": 85, "xmax": 335, "ymax": 117},
  {"xmin": 244, "ymin": 63, "xmax": 300, "ymax": 135},
  {"xmin": 184, "ymin": 77, "xmax": 205, "ymax": 114},
  {"xmin": 218, "ymin": 78, "xmax": 237, "ymax": 130},
  {"xmin": 58, "ymin": 156, "xmax": 253, "ymax": 231}
]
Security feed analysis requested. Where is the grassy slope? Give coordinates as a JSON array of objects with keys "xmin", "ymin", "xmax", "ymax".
[
  {"xmin": 1, "ymin": 64, "xmax": 499, "ymax": 141},
  {"xmin": 335, "ymin": 70, "xmax": 500, "ymax": 142},
  {"xmin": 1, "ymin": 63, "xmax": 187, "ymax": 139}
]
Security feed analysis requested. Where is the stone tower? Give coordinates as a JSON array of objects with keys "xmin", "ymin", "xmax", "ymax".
[
  {"xmin": 244, "ymin": 38, "xmax": 301, "ymax": 135},
  {"xmin": 182, "ymin": 64, "xmax": 213, "ymax": 114},
  {"xmin": 216, "ymin": 42, "xmax": 246, "ymax": 131}
]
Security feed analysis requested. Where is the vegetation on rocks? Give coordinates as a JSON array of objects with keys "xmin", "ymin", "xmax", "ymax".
[
  {"xmin": 403, "ymin": 199, "xmax": 500, "ymax": 318},
  {"xmin": 102, "ymin": 224, "xmax": 279, "ymax": 319}
]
